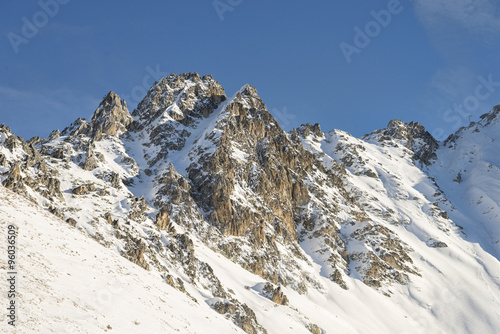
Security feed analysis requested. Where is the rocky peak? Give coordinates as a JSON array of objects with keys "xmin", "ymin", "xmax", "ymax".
[
  {"xmin": 132, "ymin": 72, "xmax": 226, "ymax": 129},
  {"xmin": 296, "ymin": 123, "xmax": 323, "ymax": 139},
  {"xmin": 367, "ymin": 120, "xmax": 439, "ymax": 165},
  {"xmin": 89, "ymin": 91, "xmax": 132, "ymax": 137},
  {"xmin": 444, "ymin": 104, "xmax": 500, "ymax": 148},
  {"xmin": 0, "ymin": 124, "xmax": 12, "ymax": 136},
  {"xmin": 479, "ymin": 104, "xmax": 500, "ymax": 126},
  {"xmin": 62, "ymin": 91, "xmax": 132, "ymax": 140}
]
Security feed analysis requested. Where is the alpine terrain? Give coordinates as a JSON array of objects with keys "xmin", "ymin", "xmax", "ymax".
[{"xmin": 1, "ymin": 73, "xmax": 499, "ymax": 333}]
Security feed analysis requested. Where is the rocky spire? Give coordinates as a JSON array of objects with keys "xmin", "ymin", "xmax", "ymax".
[
  {"xmin": 62, "ymin": 91, "xmax": 132, "ymax": 140},
  {"xmin": 89, "ymin": 91, "xmax": 133, "ymax": 139}
]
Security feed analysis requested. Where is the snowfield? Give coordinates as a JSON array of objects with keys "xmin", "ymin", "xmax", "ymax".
[
  {"xmin": 0, "ymin": 187, "xmax": 242, "ymax": 334},
  {"xmin": 1, "ymin": 178, "xmax": 499, "ymax": 333}
]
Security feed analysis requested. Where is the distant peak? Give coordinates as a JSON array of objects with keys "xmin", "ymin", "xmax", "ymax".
[
  {"xmin": 61, "ymin": 91, "xmax": 132, "ymax": 140},
  {"xmin": 366, "ymin": 119, "xmax": 438, "ymax": 165},
  {"xmin": 99, "ymin": 91, "xmax": 126, "ymax": 109},
  {"xmin": 155, "ymin": 72, "xmax": 206, "ymax": 88},
  {"xmin": 238, "ymin": 83, "xmax": 257, "ymax": 95},
  {"xmin": 384, "ymin": 119, "xmax": 427, "ymax": 141},
  {"xmin": 296, "ymin": 123, "xmax": 322, "ymax": 138},
  {"xmin": 479, "ymin": 104, "xmax": 500, "ymax": 126}
]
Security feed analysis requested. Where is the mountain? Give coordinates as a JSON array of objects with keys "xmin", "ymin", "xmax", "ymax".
[{"xmin": 1, "ymin": 73, "xmax": 499, "ymax": 334}]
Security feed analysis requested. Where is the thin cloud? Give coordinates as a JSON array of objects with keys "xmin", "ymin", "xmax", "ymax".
[
  {"xmin": 0, "ymin": 86, "xmax": 99, "ymax": 137},
  {"xmin": 0, "ymin": 86, "xmax": 64, "ymax": 109},
  {"xmin": 413, "ymin": 0, "xmax": 500, "ymax": 37}
]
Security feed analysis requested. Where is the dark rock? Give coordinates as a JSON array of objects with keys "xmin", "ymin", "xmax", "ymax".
[
  {"xmin": 5, "ymin": 135, "xmax": 18, "ymax": 151},
  {"xmin": 155, "ymin": 207, "xmax": 174, "ymax": 232},
  {"xmin": 81, "ymin": 144, "xmax": 100, "ymax": 171},
  {"xmin": 109, "ymin": 172, "xmax": 121, "ymax": 188},
  {"xmin": 125, "ymin": 238, "xmax": 149, "ymax": 270},
  {"xmin": 89, "ymin": 91, "xmax": 133, "ymax": 139},
  {"xmin": 375, "ymin": 120, "xmax": 439, "ymax": 165},
  {"xmin": 128, "ymin": 197, "xmax": 147, "ymax": 222},
  {"xmin": 48, "ymin": 129, "xmax": 61, "ymax": 140},
  {"xmin": 45, "ymin": 177, "xmax": 63, "ymax": 199},
  {"xmin": 262, "ymin": 283, "xmax": 289, "ymax": 305},
  {"xmin": 66, "ymin": 218, "xmax": 77, "ymax": 226},
  {"xmin": 2, "ymin": 163, "xmax": 23, "ymax": 190},
  {"xmin": 48, "ymin": 206, "xmax": 63, "ymax": 219},
  {"xmin": 27, "ymin": 136, "xmax": 40, "ymax": 145},
  {"xmin": 72, "ymin": 185, "xmax": 89, "ymax": 195},
  {"xmin": 429, "ymin": 240, "xmax": 448, "ymax": 248},
  {"xmin": 51, "ymin": 148, "xmax": 65, "ymax": 159}
]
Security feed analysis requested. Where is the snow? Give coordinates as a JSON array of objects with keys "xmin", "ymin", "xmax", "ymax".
[
  {"xmin": 296, "ymin": 123, "xmax": 500, "ymax": 333},
  {"xmin": 427, "ymin": 118, "xmax": 500, "ymax": 259},
  {"xmin": 0, "ymin": 186, "xmax": 243, "ymax": 334}
]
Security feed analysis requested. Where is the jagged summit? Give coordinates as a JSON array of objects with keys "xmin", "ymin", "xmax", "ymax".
[
  {"xmin": 478, "ymin": 103, "xmax": 500, "ymax": 126},
  {"xmin": 132, "ymin": 72, "xmax": 226, "ymax": 129},
  {"xmin": 364, "ymin": 119, "xmax": 439, "ymax": 165},
  {"xmin": 295, "ymin": 123, "xmax": 323, "ymax": 138},
  {"xmin": 444, "ymin": 104, "xmax": 500, "ymax": 148},
  {"xmin": 61, "ymin": 91, "xmax": 132, "ymax": 140}
]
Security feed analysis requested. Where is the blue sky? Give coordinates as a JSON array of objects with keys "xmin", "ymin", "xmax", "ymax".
[{"xmin": 1, "ymin": 0, "xmax": 499, "ymax": 140}]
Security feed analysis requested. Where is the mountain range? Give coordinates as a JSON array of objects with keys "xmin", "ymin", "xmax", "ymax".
[{"xmin": 1, "ymin": 73, "xmax": 499, "ymax": 333}]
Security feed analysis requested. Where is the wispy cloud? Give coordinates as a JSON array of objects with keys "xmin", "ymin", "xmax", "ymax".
[
  {"xmin": 0, "ymin": 86, "xmax": 98, "ymax": 114},
  {"xmin": 413, "ymin": 0, "xmax": 500, "ymax": 38},
  {"xmin": 427, "ymin": 67, "xmax": 477, "ymax": 103},
  {"xmin": 419, "ymin": 66, "xmax": 500, "ymax": 139}
]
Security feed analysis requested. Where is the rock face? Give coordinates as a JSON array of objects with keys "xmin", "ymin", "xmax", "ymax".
[
  {"xmin": 63, "ymin": 91, "xmax": 133, "ymax": 140},
  {"xmin": 2, "ymin": 162, "xmax": 23, "ymax": 190},
  {"xmin": 262, "ymin": 283, "xmax": 289, "ymax": 305},
  {"xmin": 90, "ymin": 91, "xmax": 133, "ymax": 138},
  {"xmin": 133, "ymin": 80, "xmax": 353, "ymax": 289},
  {"xmin": 155, "ymin": 207, "xmax": 174, "ymax": 232},
  {"xmin": 72, "ymin": 185, "xmax": 90, "ymax": 195}
]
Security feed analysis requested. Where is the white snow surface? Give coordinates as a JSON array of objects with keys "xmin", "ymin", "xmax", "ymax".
[{"xmin": 0, "ymin": 186, "xmax": 243, "ymax": 334}]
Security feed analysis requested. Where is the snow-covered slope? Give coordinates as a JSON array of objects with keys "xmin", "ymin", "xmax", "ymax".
[
  {"xmin": 427, "ymin": 107, "xmax": 500, "ymax": 259},
  {"xmin": 0, "ymin": 185, "xmax": 243, "ymax": 334},
  {"xmin": 297, "ymin": 121, "xmax": 500, "ymax": 333},
  {"xmin": 1, "ymin": 73, "xmax": 500, "ymax": 333}
]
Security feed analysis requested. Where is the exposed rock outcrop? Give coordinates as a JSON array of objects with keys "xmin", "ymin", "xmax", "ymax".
[
  {"xmin": 63, "ymin": 91, "xmax": 132, "ymax": 140},
  {"xmin": 367, "ymin": 120, "xmax": 439, "ymax": 165},
  {"xmin": 262, "ymin": 283, "xmax": 289, "ymax": 305}
]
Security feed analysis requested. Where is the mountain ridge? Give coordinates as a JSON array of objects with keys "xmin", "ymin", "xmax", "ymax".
[{"xmin": 1, "ymin": 73, "xmax": 499, "ymax": 333}]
